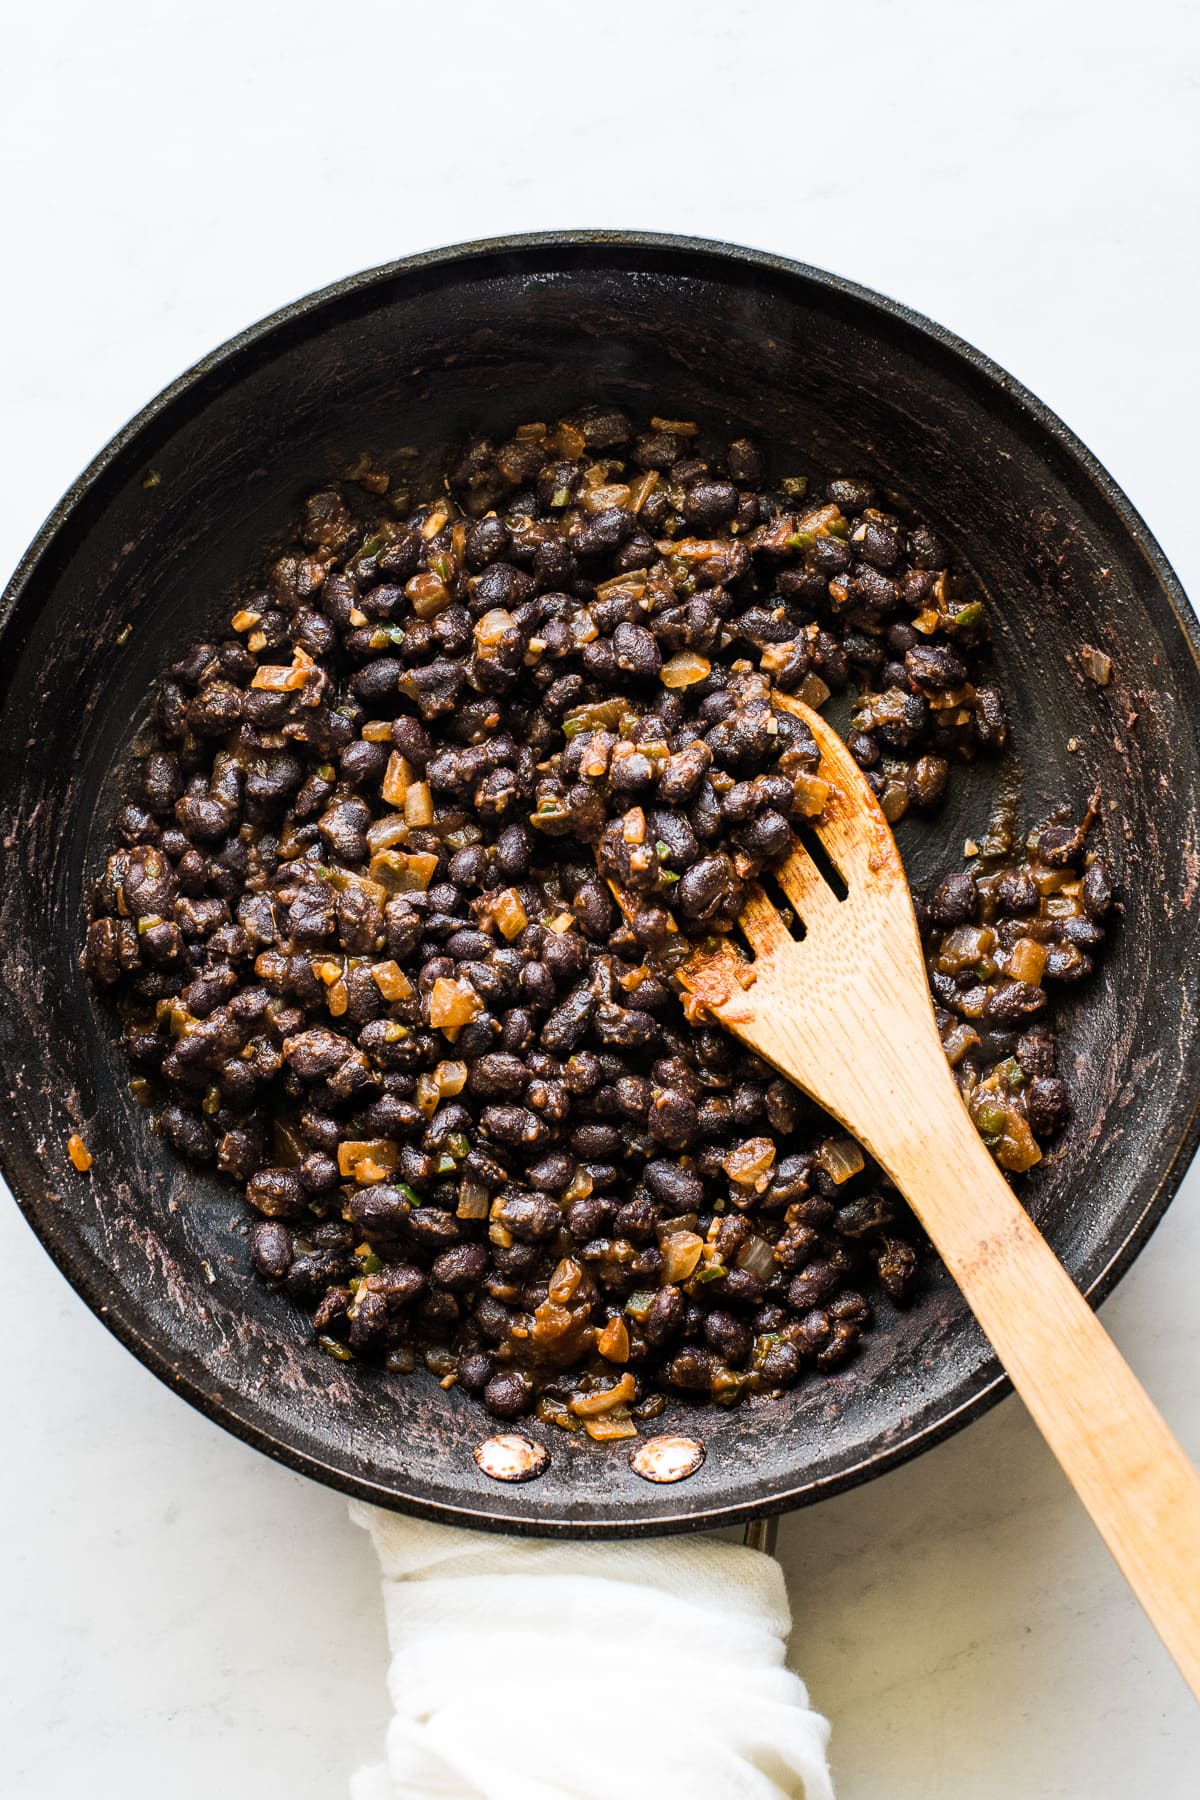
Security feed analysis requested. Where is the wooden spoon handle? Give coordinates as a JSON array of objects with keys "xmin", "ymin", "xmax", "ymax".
[{"xmin": 886, "ymin": 1090, "xmax": 1200, "ymax": 1699}]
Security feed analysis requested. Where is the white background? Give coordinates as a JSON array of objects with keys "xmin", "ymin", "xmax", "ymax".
[{"xmin": 2, "ymin": 3, "xmax": 1198, "ymax": 1795}]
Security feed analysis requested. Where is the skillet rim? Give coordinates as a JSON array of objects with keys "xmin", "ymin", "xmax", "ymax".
[{"xmin": 1, "ymin": 228, "xmax": 1197, "ymax": 1536}]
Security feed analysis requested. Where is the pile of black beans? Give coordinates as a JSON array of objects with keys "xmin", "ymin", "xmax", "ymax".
[{"xmin": 82, "ymin": 409, "xmax": 1114, "ymax": 1434}]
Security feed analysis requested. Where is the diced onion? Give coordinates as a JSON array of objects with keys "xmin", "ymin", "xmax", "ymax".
[
  {"xmin": 251, "ymin": 646, "xmax": 315, "ymax": 691},
  {"xmin": 381, "ymin": 752, "xmax": 412, "ymax": 807},
  {"xmin": 493, "ymin": 888, "xmax": 528, "ymax": 940},
  {"xmin": 456, "ymin": 1175, "xmax": 490, "ymax": 1220},
  {"xmin": 660, "ymin": 651, "xmax": 712, "ymax": 689},
  {"xmin": 549, "ymin": 1258, "xmax": 583, "ymax": 1304},
  {"xmin": 597, "ymin": 1317, "xmax": 631, "ymax": 1362},
  {"xmin": 366, "ymin": 816, "xmax": 409, "ymax": 855},
  {"xmin": 1005, "ymin": 937, "xmax": 1048, "ymax": 985},
  {"xmin": 659, "ymin": 1231, "xmax": 704, "ymax": 1283},
  {"xmin": 937, "ymin": 924, "xmax": 996, "ymax": 974},
  {"xmin": 791, "ymin": 771, "xmax": 829, "ymax": 817},
  {"xmin": 584, "ymin": 1416, "xmax": 638, "ymax": 1442},
  {"xmin": 1082, "ymin": 645, "xmax": 1112, "ymax": 685},
  {"xmin": 570, "ymin": 1373, "xmax": 637, "ymax": 1417},
  {"xmin": 582, "ymin": 483, "xmax": 632, "ymax": 513},
  {"xmin": 735, "ymin": 1235, "xmax": 776, "ymax": 1283},
  {"xmin": 337, "ymin": 1139, "xmax": 399, "ymax": 1183},
  {"xmin": 428, "ymin": 977, "xmax": 483, "ymax": 1031},
  {"xmin": 817, "ymin": 1137, "xmax": 865, "ymax": 1185},
  {"xmin": 532, "ymin": 1301, "xmax": 575, "ymax": 1343},
  {"xmin": 996, "ymin": 1114, "xmax": 1043, "ymax": 1173},
  {"xmin": 474, "ymin": 608, "xmax": 515, "ymax": 647},
  {"xmin": 720, "ymin": 1137, "xmax": 777, "ymax": 1191},
  {"xmin": 404, "ymin": 780, "xmax": 434, "ymax": 828},
  {"xmin": 370, "ymin": 960, "xmax": 413, "ymax": 1000},
  {"xmin": 369, "ymin": 849, "xmax": 438, "ymax": 892}
]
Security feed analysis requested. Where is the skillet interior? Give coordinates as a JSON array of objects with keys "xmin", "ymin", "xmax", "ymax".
[{"xmin": 1, "ymin": 232, "xmax": 1197, "ymax": 1536}]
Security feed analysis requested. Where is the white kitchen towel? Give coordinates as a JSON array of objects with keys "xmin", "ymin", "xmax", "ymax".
[{"xmin": 349, "ymin": 1502, "xmax": 833, "ymax": 1800}]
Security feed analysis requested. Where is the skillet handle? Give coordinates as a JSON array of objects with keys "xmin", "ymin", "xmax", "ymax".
[{"xmin": 743, "ymin": 1516, "xmax": 779, "ymax": 1555}]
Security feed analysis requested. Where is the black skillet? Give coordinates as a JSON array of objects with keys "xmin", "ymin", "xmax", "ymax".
[{"xmin": 2, "ymin": 232, "xmax": 1198, "ymax": 1537}]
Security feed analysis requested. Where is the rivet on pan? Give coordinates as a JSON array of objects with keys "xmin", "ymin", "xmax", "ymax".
[
  {"xmin": 473, "ymin": 1433, "xmax": 549, "ymax": 1483},
  {"xmin": 629, "ymin": 1435, "xmax": 706, "ymax": 1484}
]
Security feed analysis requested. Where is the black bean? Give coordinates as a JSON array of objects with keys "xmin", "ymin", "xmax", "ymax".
[
  {"xmin": 984, "ymin": 980, "xmax": 1047, "ymax": 1022},
  {"xmin": 246, "ymin": 1168, "xmax": 305, "ymax": 1217},
  {"xmin": 1081, "ymin": 860, "xmax": 1114, "ymax": 918},
  {"xmin": 825, "ymin": 476, "xmax": 874, "ymax": 511},
  {"xmin": 288, "ymin": 1251, "xmax": 351, "ymax": 1305},
  {"xmin": 347, "ymin": 1187, "xmax": 413, "ymax": 1237},
  {"xmin": 1058, "ymin": 915, "xmax": 1103, "ymax": 952},
  {"xmin": 571, "ymin": 507, "xmax": 636, "ymax": 554},
  {"xmin": 726, "ymin": 438, "xmax": 765, "ymax": 484},
  {"xmin": 465, "ymin": 515, "xmax": 511, "ymax": 570},
  {"xmin": 526, "ymin": 1150, "xmax": 574, "ymax": 1193},
  {"xmin": 640, "ymin": 1284, "xmax": 683, "ymax": 1347},
  {"xmin": 494, "ymin": 1189, "xmax": 559, "ymax": 1241},
  {"xmin": 432, "ymin": 1243, "xmax": 489, "ymax": 1291},
  {"xmin": 875, "ymin": 1237, "xmax": 918, "ymax": 1304},
  {"xmin": 572, "ymin": 877, "xmax": 616, "ymax": 939},
  {"xmin": 740, "ymin": 809, "xmax": 790, "ymax": 859},
  {"xmin": 494, "ymin": 823, "xmax": 532, "ymax": 878},
  {"xmin": 613, "ymin": 1196, "xmax": 657, "ymax": 1241},
  {"xmin": 499, "ymin": 1008, "xmax": 535, "ymax": 1055},
  {"xmin": 348, "ymin": 1289, "xmax": 390, "ymax": 1350},
  {"xmin": 703, "ymin": 1308, "xmax": 752, "ymax": 1365},
  {"xmin": 996, "ymin": 868, "xmax": 1038, "ymax": 913},
  {"xmin": 857, "ymin": 519, "xmax": 900, "ymax": 569},
  {"xmin": 643, "ymin": 1160, "xmax": 704, "ymax": 1210},
  {"xmin": 406, "ymin": 1208, "xmax": 462, "ymax": 1250},
  {"xmin": 648, "ymin": 1088, "xmax": 699, "ymax": 1147},
  {"xmin": 1026, "ymin": 1076, "xmax": 1070, "ymax": 1139},
  {"xmin": 483, "ymin": 1369, "xmax": 532, "ymax": 1419},
  {"xmin": 758, "ymin": 1341, "xmax": 803, "ymax": 1386},
  {"xmin": 249, "ymin": 1220, "xmax": 293, "ymax": 1280},
  {"xmin": 907, "ymin": 756, "xmax": 948, "ymax": 809},
  {"xmin": 457, "ymin": 1351, "xmax": 494, "ymax": 1394},
  {"xmin": 1043, "ymin": 943, "xmax": 1092, "ymax": 983},
  {"xmin": 974, "ymin": 683, "xmax": 1008, "ymax": 750},
  {"xmin": 929, "ymin": 870, "xmax": 978, "ymax": 927},
  {"xmin": 665, "ymin": 1347, "xmax": 717, "ymax": 1392},
  {"xmin": 683, "ymin": 479, "xmax": 739, "ymax": 530},
  {"xmin": 467, "ymin": 1053, "xmax": 528, "ymax": 1099},
  {"xmin": 788, "ymin": 1260, "xmax": 839, "ymax": 1310},
  {"xmin": 816, "ymin": 1321, "xmax": 860, "ymax": 1367},
  {"xmin": 298, "ymin": 1151, "xmax": 338, "ymax": 1194},
  {"xmin": 677, "ymin": 853, "xmax": 732, "ymax": 921},
  {"xmin": 540, "ymin": 985, "xmax": 595, "ymax": 1055},
  {"xmin": 658, "ymin": 742, "xmax": 712, "ymax": 805}
]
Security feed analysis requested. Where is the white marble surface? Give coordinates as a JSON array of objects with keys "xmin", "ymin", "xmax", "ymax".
[{"xmin": 2, "ymin": 2, "xmax": 1198, "ymax": 1794}]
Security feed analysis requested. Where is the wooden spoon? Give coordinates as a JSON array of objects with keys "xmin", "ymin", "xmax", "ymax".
[{"xmin": 675, "ymin": 693, "xmax": 1200, "ymax": 1697}]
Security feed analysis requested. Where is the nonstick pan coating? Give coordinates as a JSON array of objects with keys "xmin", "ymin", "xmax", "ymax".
[{"xmin": 2, "ymin": 232, "xmax": 1198, "ymax": 1536}]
